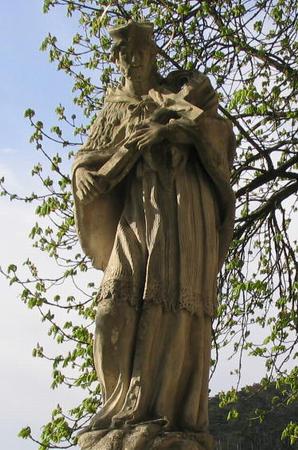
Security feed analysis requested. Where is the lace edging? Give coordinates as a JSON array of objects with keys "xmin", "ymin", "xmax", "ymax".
[{"xmin": 97, "ymin": 278, "xmax": 216, "ymax": 317}]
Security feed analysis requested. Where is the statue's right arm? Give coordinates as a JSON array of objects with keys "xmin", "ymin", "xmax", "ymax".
[
  {"xmin": 75, "ymin": 165, "xmax": 109, "ymax": 204},
  {"xmin": 75, "ymin": 167, "xmax": 97, "ymax": 203}
]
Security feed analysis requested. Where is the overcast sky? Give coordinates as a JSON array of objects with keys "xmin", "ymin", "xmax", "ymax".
[{"xmin": 0, "ymin": 2, "xmax": 268, "ymax": 450}]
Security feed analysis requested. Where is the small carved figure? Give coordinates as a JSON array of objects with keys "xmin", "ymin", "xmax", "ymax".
[{"xmin": 72, "ymin": 21, "xmax": 235, "ymax": 450}]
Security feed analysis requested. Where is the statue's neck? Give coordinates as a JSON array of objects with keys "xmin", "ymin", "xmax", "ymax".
[{"xmin": 123, "ymin": 73, "xmax": 159, "ymax": 98}]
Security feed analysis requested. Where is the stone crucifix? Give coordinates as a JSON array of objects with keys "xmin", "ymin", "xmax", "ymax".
[{"xmin": 72, "ymin": 21, "xmax": 236, "ymax": 450}]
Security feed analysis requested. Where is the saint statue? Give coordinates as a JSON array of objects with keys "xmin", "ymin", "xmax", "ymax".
[{"xmin": 72, "ymin": 21, "xmax": 235, "ymax": 450}]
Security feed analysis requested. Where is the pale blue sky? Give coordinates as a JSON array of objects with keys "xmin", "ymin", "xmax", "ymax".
[
  {"xmin": 0, "ymin": 1, "xmax": 79, "ymax": 185},
  {"xmin": 0, "ymin": 3, "xmax": 83, "ymax": 449},
  {"xmin": 0, "ymin": 3, "xmax": 267, "ymax": 450}
]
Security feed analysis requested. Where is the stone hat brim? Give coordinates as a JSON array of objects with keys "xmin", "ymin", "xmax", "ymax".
[{"xmin": 108, "ymin": 21, "xmax": 154, "ymax": 44}]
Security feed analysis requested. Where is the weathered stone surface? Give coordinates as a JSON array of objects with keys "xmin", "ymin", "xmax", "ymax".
[
  {"xmin": 122, "ymin": 424, "xmax": 161, "ymax": 450},
  {"xmin": 78, "ymin": 430, "xmax": 109, "ymax": 449},
  {"xmin": 72, "ymin": 20, "xmax": 235, "ymax": 450},
  {"xmin": 78, "ymin": 427, "xmax": 214, "ymax": 450}
]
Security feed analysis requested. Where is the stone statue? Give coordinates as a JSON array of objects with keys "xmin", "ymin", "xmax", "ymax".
[{"xmin": 72, "ymin": 21, "xmax": 236, "ymax": 450}]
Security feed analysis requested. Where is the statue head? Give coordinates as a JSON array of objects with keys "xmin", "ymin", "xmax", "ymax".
[{"xmin": 108, "ymin": 21, "xmax": 157, "ymax": 80}]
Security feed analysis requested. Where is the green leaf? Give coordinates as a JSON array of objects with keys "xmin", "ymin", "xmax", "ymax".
[
  {"xmin": 18, "ymin": 426, "xmax": 31, "ymax": 439},
  {"xmin": 24, "ymin": 108, "xmax": 35, "ymax": 119}
]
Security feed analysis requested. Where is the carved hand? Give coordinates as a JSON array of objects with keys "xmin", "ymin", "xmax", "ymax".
[
  {"xmin": 75, "ymin": 167, "xmax": 108, "ymax": 203},
  {"xmin": 127, "ymin": 119, "xmax": 195, "ymax": 151},
  {"xmin": 165, "ymin": 119, "xmax": 196, "ymax": 146},
  {"xmin": 127, "ymin": 122, "xmax": 167, "ymax": 151}
]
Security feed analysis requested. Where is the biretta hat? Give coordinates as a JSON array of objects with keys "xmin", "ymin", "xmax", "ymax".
[{"xmin": 108, "ymin": 21, "xmax": 154, "ymax": 44}]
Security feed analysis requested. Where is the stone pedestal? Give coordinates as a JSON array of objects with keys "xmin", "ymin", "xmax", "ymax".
[{"xmin": 78, "ymin": 424, "xmax": 214, "ymax": 450}]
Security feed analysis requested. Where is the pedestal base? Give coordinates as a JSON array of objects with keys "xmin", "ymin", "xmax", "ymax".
[{"xmin": 78, "ymin": 425, "xmax": 214, "ymax": 450}]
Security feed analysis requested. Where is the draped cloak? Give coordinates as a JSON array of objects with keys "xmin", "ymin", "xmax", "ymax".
[{"xmin": 72, "ymin": 70, "xmax": 236, "ymax": 435}]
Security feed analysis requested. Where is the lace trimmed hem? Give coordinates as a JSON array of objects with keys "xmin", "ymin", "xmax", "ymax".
[{"xmin": 97, "ymin": 278, "xmax": 216, "ymax": 318}]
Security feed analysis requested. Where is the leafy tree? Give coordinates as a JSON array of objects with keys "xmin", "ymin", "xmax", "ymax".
[{"xmin": 1, "ymin": 0, "xmax": 297, "ymax": 448}]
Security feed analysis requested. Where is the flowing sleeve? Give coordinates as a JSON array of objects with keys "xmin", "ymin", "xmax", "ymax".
[
  {"xmin": 71, "ymin": 106, "xmax": 130, "ymax": 271},
  {"xmin": 169, "ymin": 71, "xmax": 236, "ymax": 269},
  {"xmin": 190, "ymin": 115, "xmax": 236, "ymax": 269},
  {"xmin": 72, "ymin": 149, "xmax": 127, "ymax": 271},
  {"xmin": 72, "ymin": 99, "xmax": 149, "ymax": 270}
]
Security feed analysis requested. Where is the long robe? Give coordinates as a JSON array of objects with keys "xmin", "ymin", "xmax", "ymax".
[{"xmin": 72, "ymin": 70, "xmax": 236, "ymax": 434}]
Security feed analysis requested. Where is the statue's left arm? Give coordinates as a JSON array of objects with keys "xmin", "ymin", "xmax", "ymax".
[{"xmin": 159, "ymin": 71, "xmax": 236, "ymax": 268}]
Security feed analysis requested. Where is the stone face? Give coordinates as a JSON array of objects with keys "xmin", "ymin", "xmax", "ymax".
[{"xmin": 72, "ymin": 20, "xmax": 235, "ymax": 450}]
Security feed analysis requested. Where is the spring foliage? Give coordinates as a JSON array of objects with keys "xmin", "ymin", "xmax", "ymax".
[{"xmin": 1, "ymin": 1, "xmax": 297, "ymax": 448}]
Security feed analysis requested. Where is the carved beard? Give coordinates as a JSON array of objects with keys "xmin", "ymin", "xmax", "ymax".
[{"xmin": 117, "ymin": 64, "xmax": 142, "ymax": 79}]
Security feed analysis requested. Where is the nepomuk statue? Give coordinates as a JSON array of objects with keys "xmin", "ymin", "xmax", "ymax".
[{"xmin": 72, "ymin": 21, "xmax": 235, "ymax": 450}]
